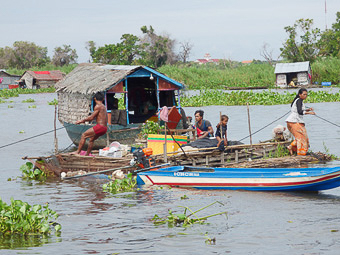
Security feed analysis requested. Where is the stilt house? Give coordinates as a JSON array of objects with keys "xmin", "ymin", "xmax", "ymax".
[
  {"xmin": 274, "ymin": 61, "xmax": 312, "ymax": 87},
  {"xmin": 18, "ymin": 70, "xmax": 65, "ymax": 89}
]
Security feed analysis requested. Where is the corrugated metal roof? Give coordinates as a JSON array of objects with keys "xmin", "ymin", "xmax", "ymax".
[
  {"xmin": 274, "ymin": 61, "xmax": 310, "ymax": 74},
  {"xmin": 55, "ymin": 63, "xmax": 185, "ymax": 95}
]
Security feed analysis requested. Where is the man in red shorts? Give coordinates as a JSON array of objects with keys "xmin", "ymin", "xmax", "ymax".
[{"xmin": 72, "ymin": 92, "xmax": 108, "ymax": 156}]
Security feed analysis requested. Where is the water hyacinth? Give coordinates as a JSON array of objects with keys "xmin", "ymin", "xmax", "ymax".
[
  {"xmin": 102, "ymin": 172, "xmax": 137, "ymax": 194},
  {"xmin": 181, "ymin": 90, "xmax": 340, "ymax": 107},
  {"xmin": 0, "ymin": 198, "xmax": 61, "ymax": 235}
]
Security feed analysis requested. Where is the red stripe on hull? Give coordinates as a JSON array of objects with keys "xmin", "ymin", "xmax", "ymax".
[{"xmin": 145, "ymin": 173, "xmax": 340, "ymax": 188}]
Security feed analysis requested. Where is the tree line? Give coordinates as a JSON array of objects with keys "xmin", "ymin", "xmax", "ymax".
[
  {"xmin": 0, "ymin": 25, "xmax": 193, "ymax": 70},
  {"xmin": 0, "ymin": 12, "xmax": 339, "ymax": 71}
]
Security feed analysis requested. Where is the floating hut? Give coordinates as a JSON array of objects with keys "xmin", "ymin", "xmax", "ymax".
[
  {"xmin": 274, "ymin": 61, "xmax": 312, "ymax": 87},
  {"xmin": 55, "ymin": 63, "xmax": 187, "ymax": 147},
  {"xmin": 18, "ymin": 70, "xmax": 65, "ymax": 89},
  {"xmin": 0, "ymin": 70, "xmax": 20, "ymax": 89}
]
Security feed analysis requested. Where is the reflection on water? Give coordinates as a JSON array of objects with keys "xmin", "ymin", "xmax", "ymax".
[
  {"xmin": 0, "ymin": 233, "xmax": 60, "ymax": 250},
  {"xmin": 1, "ymin": 93, "xmax": 340, "ymax": 253}
]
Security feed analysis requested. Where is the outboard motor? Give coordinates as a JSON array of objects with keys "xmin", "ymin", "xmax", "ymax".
[{"xmin": 133, "ymin": 148, "xmax": 155, "ymax": 168}]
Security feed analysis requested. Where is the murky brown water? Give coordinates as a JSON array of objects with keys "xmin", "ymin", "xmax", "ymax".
[{"xmin": 1, "ymin": 93, "xmax": 340, "ymax": 254}]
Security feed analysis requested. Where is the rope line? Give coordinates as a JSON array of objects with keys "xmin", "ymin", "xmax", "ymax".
[
  {"xmin": 0, "ymin": 126, "xmax": 67, "ymax": 149},
  {"xmin": 314, "ymin": 114, "xmax": 340, "ymax": 129},
  {"xmin": 238, "ymin": 111, "xmax": 290, "ymax": 142}
]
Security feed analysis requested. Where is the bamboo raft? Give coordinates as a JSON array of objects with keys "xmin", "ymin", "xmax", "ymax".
[
  {"xmin": 151, "ymin": 141, "xmax": 293, "ymax": 167},
  {"xmin": 23, "ymin": 141, "xmax": 329, "ymax": 178},
  {"xmin": 23, "ymin": 152, "xmax": 134, "ymax": 177}
]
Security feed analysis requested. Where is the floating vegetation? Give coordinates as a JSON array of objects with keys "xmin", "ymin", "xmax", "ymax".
[
  {"xmin": 8, "ymin": 105, "xmax": 13, "ymax": 108},
  {"xmin": 152, "ymin": 201, "xmax": 227, "ymax": 228},
  {"xmin": 20, "ymin": 162, "xmax": 47, "ymax": 182},
  {"xmin": 181, "ymin": 90, "xmax": 340, "ymax": 107},
  {"xmin": 0, "ymin": 87, "xmax": 55, "ymax": 99},
  {"xmin": 28, "ymin": 105, "xmax": 37, "ymax": 108},
  {"xmin": 102, "ymin": 172, "xmax": 137, "ymax": 194},
  {"xmin": 181, "ymin": 195, "xmax": 189, "ymax": 200},
  {"xmin": 0, "ymin": 98, "xmax": 6, "ymax": 103},
  {"xmin": 139, "ymin": 121, "xmax": 164, "ymax": 139},
  {"xmin": 47, "ymin": 99, "xmax": 58, "ymax": 105},
  {"xmin": 19, "ymin": 130, "xmax": 25, "ymax": 134},
  {"xmin": 22, "ymin": 98, "xmax": 35, "ymax": 103},
  {"xmin": 0, "ymin": 197, "xmax": 61, "ymax": 235}
]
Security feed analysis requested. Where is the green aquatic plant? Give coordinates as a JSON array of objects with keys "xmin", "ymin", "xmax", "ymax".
[
  {"xmin": 47, "ymin": 99, "xmax": 58, "ymax": 105},
  {"xmin": 22, "ymin": 98, "xmax": 35, "ymax": 103},
  {"xmin": 0, "ymin": 197, "xmax": 61, "ymax": 235},
  {"xmin": 264, "ymin": 144, "xmax": 290, "ymax": 159},
  {"xmin": 181, "ymin": 90, "xmax": 340, "ymax": 107},
  {"xmin": 8, "ymin": 105, "xmax": 13, "ymax": 108},
  {"xmin": 102, "ymin": 173, "xmax": 137, "ymax": 194},
  {"xmin": 139, "ymin": 120, "xmax": 164, "ymax": 139},
  {"xmin": 151, "ymin": 201, "xmax": 227, "ymax": 227},
  {"xmin": 28, "ymin": 105, "xmax": 37, "ymax": 108},
  {"xmin": 0, "ymin": 87, "xmax": 55, "ymax": 99},
  {"xmin": 20, "ymin": 162, "xmax": 47, "ymax": 181}
]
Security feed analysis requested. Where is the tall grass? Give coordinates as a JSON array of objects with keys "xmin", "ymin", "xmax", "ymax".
[
  {"xmin": 158, "ymin": 63, "xmax": 275, "ymax": 90},
  {"xmin": 311, "ymin": 57, "xmax": 340, "ymax": 85}
]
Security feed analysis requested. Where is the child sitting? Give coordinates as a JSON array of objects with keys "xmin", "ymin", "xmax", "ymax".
[{"xmin": 215, "ymin": 115, "xmax": 229, "ymax": 149}]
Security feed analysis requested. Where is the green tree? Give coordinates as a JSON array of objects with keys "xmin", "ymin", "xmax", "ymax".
[
  {"xmin": 280, "ymin": 19, "xmax": 321, "ymax": 63},
  {"xmin": 9, "ymin": 41, "xmax": 49, "ymax": 69},
  {"xmin": 319, "ymin": 12, "xmax": 340, "ymax": 58},
  {"xmin": 90, "ymin": 34, "xmax": 141, "ymax": 65},
  {"xmin": 139, "ymin": 25, "xmax": 177, "ymax": 68},
  {"xmin": 52, "ymin": 45, "xmax": 78, "ymax": 66}
]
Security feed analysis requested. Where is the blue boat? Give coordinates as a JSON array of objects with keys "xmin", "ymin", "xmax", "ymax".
[{"xmin": 137, "ymin": 165, "xmax": 340, "ymax": 191}]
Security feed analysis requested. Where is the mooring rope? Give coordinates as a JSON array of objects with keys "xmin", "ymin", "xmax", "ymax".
[
  {"xmin": 0, "ymin": 126, "xmax": 67, "ymax": 149},
  {"xmin": 314, "ymin": 114, "xmax": 340, "ymax": 129},
  {"xmin": 0, "ymin": 123, "xmax": 86, "ymax": 151},
  {"xmin": 238, "ymin": 111, "xmax": 291, "ymax": 142}
]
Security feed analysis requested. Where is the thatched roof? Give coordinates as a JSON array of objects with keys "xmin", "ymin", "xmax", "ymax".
[{"xmin": 55, "ymin": 63, "xmax": 184, "ymax": 95}]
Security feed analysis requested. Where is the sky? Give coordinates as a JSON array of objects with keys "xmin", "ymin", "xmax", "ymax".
[{"xmin": 1, "ymin": 0, "xmax": 339, "ymax": 63}]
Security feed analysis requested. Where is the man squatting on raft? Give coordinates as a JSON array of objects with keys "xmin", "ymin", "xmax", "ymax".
[
  {"xmin": 194, "ymin": 110, "xmax": 214, "ymax": 139},
  {"xmin": 285, "ymin": 88, "xmax": 315, "ymax": 156},
  {"xmin": 72, "ymin": 92, "xmax": 108, "ymax": 156}
]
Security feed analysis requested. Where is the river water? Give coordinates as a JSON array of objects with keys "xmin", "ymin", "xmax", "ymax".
[{"xmin": 1, "ymin": 93, "xmax": 340, "ymax": 254}]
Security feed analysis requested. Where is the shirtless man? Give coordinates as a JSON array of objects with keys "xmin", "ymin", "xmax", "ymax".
[{"xmin": 72, "ymin": 92, "xmax": 108, "ymax": 156}]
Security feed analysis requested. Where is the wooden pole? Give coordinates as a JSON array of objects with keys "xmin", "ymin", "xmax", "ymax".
[
  {"xmin": 246, "ymin": 103, "xmax": 252, "ymax": 147},
  {"xmin": 164, "ymin": 123, "xmax": 168, "ymax": 163},
  {"xmin": 54, "ymin": 105, "xmax": 58, "ymax": 154}
]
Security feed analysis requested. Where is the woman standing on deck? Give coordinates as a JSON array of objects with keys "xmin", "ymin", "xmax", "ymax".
[{"xmin": 286, "ymin": 88, "xmax": 315, "ymax": 156}]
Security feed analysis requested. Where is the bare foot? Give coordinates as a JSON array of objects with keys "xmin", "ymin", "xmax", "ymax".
[
  {"xmin": 70, "ymin": 151, "xmax": 80, "ymax": 155},
  {"xmin": 287, "ymin": 145, "xmax": 293, "ymax": 156}
]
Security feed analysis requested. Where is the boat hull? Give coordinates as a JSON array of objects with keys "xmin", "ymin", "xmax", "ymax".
[
  {"xmin": 64, "ymin": 122, "xmax": 141, "ymax": 149},
  {"xmin": 137, "ymin": 166, "xmax": 340, "ymax": 191}
]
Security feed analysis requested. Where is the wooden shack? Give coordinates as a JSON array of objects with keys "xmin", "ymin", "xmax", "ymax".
[
  {"xmin": 55, "ymin": 63, "xmax": 187, "ymax": 146},
  {"xmin": 0, "ymin": 70, "xmax": 20, "ymax": 89},
  {"xmin": 18, "ymin": 70, "xmax": 65, "ymax": 89},
  {"xmin": 274, "ymin": 61, "xmax": 312, "ymax": 87}
]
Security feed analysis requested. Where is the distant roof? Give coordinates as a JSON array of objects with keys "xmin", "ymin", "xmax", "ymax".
[
  {"xmin": 195, "ymin": 59, "xmax": 220, "ymax": 64},
  {"xmin": 274, "ymin": 61, "xmax": 310, "ymax": 74},
  {"xmin": 20, "ymin": 70, "xmax": 65, "ymax": 81},
  {"xmin": 55, "ymin": 63, "xmax": 185, "ymax": 95},
  {"xmin": 241, "ymin": 60, "xmax": 253, "ymax": 64}
]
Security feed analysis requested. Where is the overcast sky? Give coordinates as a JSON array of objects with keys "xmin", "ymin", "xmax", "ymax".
[{"xmin": 1, "ymin": 0, "xmax": 339, "ymax": 63}]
